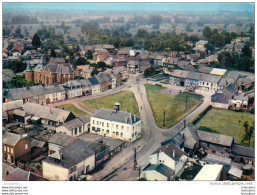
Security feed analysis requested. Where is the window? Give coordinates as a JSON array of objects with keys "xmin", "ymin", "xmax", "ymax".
[
  {"xmin": 79, "ymin": 127, "xmax": 82, "ymax": 133},
  {"xmin": 102, "ymin": 122, "xmax": 104, "ymax": 126},
  {"xmin": 121, "ymin": 126, "xmax": 124, "ymax": 130},
  {"xmin": 97, "ymin": 128, "xmax": 100, "ymax": 132},
  {"xmin": 4, "ymin": 146, "xmax": 6, "ymax": 152},
  {"xmin": 132, "ymin": 133, "xmax": 134, "ymax": 137},
  {"xmin": 107, "ymin": 123, "xmax": 109, "ymax": 127},
  {"xmin": 107, "ymin": 130, "xmax": 109, "ymax": 134},
  {"xmin": 97, "ymin": 121, "xmax": 99, "ymax": 125},
  {"xmin": 102, "ymin": 129, "xmax": 104, "ymax": 131},
  {"xmin": 11, "ymin": 148, "xmax": 13, "ymax": 154},
  {"xmin": 25, "ymin": 144, "xmax": 28, "ymax": 150},
  {"xmin": 135, "ymin": 132, "xmax": 137, "ymax": 136},
  {"xmin": 127, "ymin": 127, "xmax": 129, "ymax": 131},
  {"xmin": 133, "ymin": 126, "xmax": 134, "ymax": 130},
  {"xmin": 116, "ymin": 132, "xmax": 119, "ymax": 136},
  {"xmin": 7, "ymin": 147, "xmax": 9, "ymax": 152},
  {"xmin": 93, "ymin": 120, "xmax": 95, "ymax": 124},
  {"xmin": 121, "ymin": 133, "xmax": 123, "ymax": 137},
  {"xmin": 116, "ymin": 125, "xmax": 118, "ymax": 129},
  {"xmin": 92, "ymin": 127, "xmax": 96, "ymax": 131}
]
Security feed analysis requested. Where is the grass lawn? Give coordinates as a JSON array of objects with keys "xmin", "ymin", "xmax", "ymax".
[
  {"xmin": 145, "ymin": 84, "xmax": 203, "ymax": 128},
  {"xmin": 57, "ymin": 103, "xmax": 89, "ymax": 117},
  {"xmin": 79, "ymin": 91, "xmax": 140, "ymax": 117},
  {"xmin": 196, "ymin": 108, "xmax": 255, "ymax": 147}
]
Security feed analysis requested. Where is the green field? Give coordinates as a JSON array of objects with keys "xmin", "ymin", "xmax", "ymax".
[
  {"xmin": 57, "ymin": 103, "xmax": 89, "ymax": 117},
  {"xmin": 196, "ymin": 108, "xmax": 255, "ymax": 147},
  {"xmin": 79, "ymin": 91, "xmax": 140, "ymax": 117},
  {"xmin": 145, "ymin": 84, "xmax": 203, "ymax": 128}
]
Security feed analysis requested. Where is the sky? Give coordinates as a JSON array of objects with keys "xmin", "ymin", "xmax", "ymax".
[{"xmin": 3, "ymin": 2, "xmax": 254, "ymax": 13}]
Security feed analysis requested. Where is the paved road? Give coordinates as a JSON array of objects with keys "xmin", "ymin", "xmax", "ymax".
[{"xmin": 88, "ymin": 73, "xmax": 211, "ymax": 181}]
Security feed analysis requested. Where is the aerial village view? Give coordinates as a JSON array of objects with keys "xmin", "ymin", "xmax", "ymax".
[{"xmin": 2, "ymin": 2, "xmax": 255, "ymax": 183}]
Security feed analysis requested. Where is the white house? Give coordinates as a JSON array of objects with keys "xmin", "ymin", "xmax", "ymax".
[
  {"xmin": 42, "ymin": 139, "xmax": 95, "ymax": 181},
  {"xmin": 194, "ymin": 164, "xmax": 224, "ymax": 181},
  {"xmin": 148, "ymin": 144, "xmax": 188, "ymax": 175},
  {"xmin": 88, "ymin": 77, "xmax": 101, "ymax": 94},
  {"xmin": 90, "ymin": 103, "xmax": 141, "ymax": 143},
  {"xmin": 62, "ymin": 80, "xmax": 83, "ymax": 99}
]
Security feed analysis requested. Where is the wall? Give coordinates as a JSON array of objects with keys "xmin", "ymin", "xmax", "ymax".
[
  {"xmin": 211, "ymin": 102, "xmax": 229, "ymax": 109},
  {"xmin": 141, "ymin": 170, "xmax": 168, "ymax": 181},
  {"xmin": 42, "ymin": 161, "xmax": 69, "ymax": 181}
]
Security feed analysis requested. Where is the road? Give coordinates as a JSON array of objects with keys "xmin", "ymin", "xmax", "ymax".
[
  {"xmin": 86, "ymin": 73, "xmax": 212, "ymax": 181},
  {"xmin": 47, "ymin": 73, "xmax": 211, "ymax": 181}
]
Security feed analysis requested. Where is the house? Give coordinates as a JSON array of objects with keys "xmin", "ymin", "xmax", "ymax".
[
  {"xmin": 90, "ymin": 103, "xmax": 141, "ymax": 143},
  {"xmin": 47, "ymin": 133, "xmax": 77, "ymax": 155},
  {"xmin": 3, "ymin": 168, "xmax": 45, "ymax": 181},
  {"xmin": 22, "ymin": 102, "xmax": 76, "ymax": 128},
  {"xmin": 169, "ymin": 69, "xmax": 222, "ymax": 93},
  {"xmin": 140, "ymin": 163, "xmax": 175, "ymax": 181},
  {"xmin": 42, "ymin": 139, "xmax": 95, "ymax": 181},
  {"xmin": 211, "ymin": 92, "xmax": 231, "ymax": 109},
  {"xmin": 115, "ymin": 58, "xmax": 128, "ymax": 67},
  {"xmin": 95, "ymin": 72, "xmax": 112, "ymax": 92},
  {"xmin": 231, "ymin": 144, "xmax": 255, "ymax": 165},
  {"xmin": 75, "ymin": 65, "xmax": 87, "ymax": 77},
  {"xmin": 3, "ymin": 100, "xmax": 23, "ymax": 122},
  {"xmin": 3, "ymin": 132, "xmax": 31, "ymax": 165},
  {"xmin": 79, "ymin": 79, "xmax": 93, "ymax": 95},
  {"xmin": 93, "ymin": 49, "xmax": 109, "ymax": 62},
  {"xmin": 194, "ymin": 164, "xmax": 224, "ymax": 181},
  {"xmin": 12, "ymin": 109, "xmax": 31, "ymax": 125},
  {"xmin": 162, "ymin": 57, "xmax": 178, "ymax": 68},
  {"xmin": 104, "ymin": 56, "xmax": 115, "ymax": 66},
  {"xmin": 56, "ymin": 117, "xmax": 89, "ymax": 137},
  {"xmin": 127, "ymin": 60, "xmax": 139, "ymax": 73},
  {"xmin": 81, "ymin": 65, "xmax": 94, "ymax": 79},
  {"xmin": 224, "ymin": 44, "xmax": 234, "ymax": 53},
  {"xmin": 228, "ymin": 166, "xmax": 243, "ymax": 179},
  {"xmin": 149, "ymin": 144, "xmax": 188, "ymax": 175},
  {"xmin": 197, "ymin": 130, "xmax": 234, "ymax": 157},
  {"xmin": 87, "ymin": 142, "xmax": 110, "ymax": 166},
  {"xmin": 234, "ymin": 43, "xmax": 245, "ymax": 54},
  {"xmin": 62, "ymin": 80, "xmax": 83, "ymax": 99},
  {"xmin": 104, "ymin": 69, "xmax": 123, "ymax": 86},
  {"xmin": 114, "ymin": 66, "xmax": 129, "ymax": 81},
  {"xmin": 88, "ymin": 77, "xmax": 101, "ymax": 94},
  {"xmin": 236, "ymin": 75, "xmax": 254, "ymax": 93}
]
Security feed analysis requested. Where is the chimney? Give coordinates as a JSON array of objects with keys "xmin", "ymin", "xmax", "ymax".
[
  {"xmin": 173, "ymin": 150, "xmax": 175, "ymax": 158},
  {"xmin": 114, "ymin": 102, "xmax": 120, "ymax": 112},
  {"xmin": 134, "ymin": 115, "xmax": 136, "ymax": 122},
  {"xmin": 157, "ymin": 150, "xmax": 160, "ymax": 164},
  {"xmin": 60, "ymin": 152, "xmax": 63, "ymax": 160},
  {"xmin": 125, "ymin": 117, "xmax": 128, "ymax": 123}
]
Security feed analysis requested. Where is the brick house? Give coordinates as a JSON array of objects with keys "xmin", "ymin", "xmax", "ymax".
[{"xmin": 3, "ymin": 132, "xmax": 31, "ymax": 165}]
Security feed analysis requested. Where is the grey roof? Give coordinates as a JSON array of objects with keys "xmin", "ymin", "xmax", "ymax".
[
  {"xmin": 79, "ymin": 79, "xmax": 92, "ymax": 88},
  {"xmin": 31, "ymin": 139, "xmax": 46, "ymax": 148},
  {"xmin": 2, "ymin": 162, "xmax": 16, "ymax": 178},
  {"xmin": 4, "ymin": 85, "xmax": 65, "ymax": 101},
  {"xmin": 180, "ymin": 124, "xmax": 199, "ymax": 150},
  {"xmin": 3, "ymin": 132, "xmax": 21, "ymax": 146},
  {"xmin": 89, "ymin": 76, "xmax": 100, "ymax": 85},
  {"xmin": 225, "ymin": 44, "xmax": 234, "ymax": 49},
  {"xmin": 211, "ymin": 93, "xmax": 230, "ymax": 104},
  {"xmin": 143, "ymin": 163, "xmax": 175, "ymax": 178},
  {"xmin": 63, "ymin": 80, "xmax": 81, "ymax": 88},
  {"xmin": 206, "ymin": 154, "xmax": 231, "ymax": 165},
  {"xmin": 3, "ymin": 100, "xmax": 23, "ymax": 111},
  {"xmin": 95, "ymin": 72, "xmax": 111, "ymax": 83},
  {"xmin": 22, "ymin": 102, "xmax": 75, "ymax": 123},
  {"xmin": 178, "ymin": 60, "xmax": 190, "ymax": 67},
  {"xmin": 44, "ymin": 139, "xmax": 95, "ymax": 168},
  {"xmin": 234, "ymin": 94, "xmax": 249, "ymax": 101},
  {"xmin": 2, "ymin": 69, "xmax": 15, "ymax": 82},
  {"xmin": 234, "ymin": 43, "xmax": 245, "ymax": 50},
  {"xmin": 48, "ymin": 133, "xmax": 77, "ymax": 147},
  {"xmin": 3, "ymin": 168, "xmax": 44, "ymax": 181},
  {"xmin": 13, "ymin": 109, "xmax": 30, "ymax": 117},
  {"xmin": 226, "ymin": 72, "xmax": 240, "ymax": 81},
  {"xmin": 92, "ymin": 108, "xmax": 140, "ymax": 125},
  {"xmin": 232, "ymin": 144, "xmax": 255, "ymax": 158},
  {"xmin": 33, "ymin": 64, "xmax": 46, "ymax": 72},
  {"xmin": 197, "ymin": 130, "xmax": 233, "ymax": 147},
  {"xmin": 78, "ymin": 115, "xmax": 90, "ymax": 123},
  {"xmin": 46, "ymin": 63, "xmax": 73, "ymax": 74},
  {"xmin": 171, "ymin": 69, "xmax": 222, "ymax": 83},
  {"xmin": 25, "ymin": 61, "xmax": 32, "ymax": 71},
  {"xmin": 198, "ymin": 67, "xmax": 213, "ymax": 74},
  {"xmin": 3, "ymin": 109, "xmax": 8, "ymax": 118},
  {"xmin": 63, "ymin": 118, "xmax": 85, "ymax": 131},
  {"xmin": 152, "ymin": 144, "xmax": 184, "ymax": 161}
]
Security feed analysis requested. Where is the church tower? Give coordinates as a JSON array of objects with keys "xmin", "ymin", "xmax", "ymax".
[{"xmin": 25, "ymin": 61, "xmax": 34, "ymax": 82}]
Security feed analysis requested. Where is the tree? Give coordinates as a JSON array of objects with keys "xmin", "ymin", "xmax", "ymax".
[
  {"xmin": 218, "ymin": 51, "xmax": 233, "ymax": 69},
  {"xmin": 50, "ymin": 48, "xmax": 56, "ymax": 58},
  {"xmin": 85, "ymin": 50, "xmax": 93, "ymax": 59},
  {"xmin": 242, "ymin": 121, "xmax": 254, "ymax": 146},
  {"xmin": 8, "ymin": 60, "xmax": 26, "ymax": 73},
  {"xmin": 76, "ymin": 57, "xmax": 88, "ymax": 65},
  {"xmin": 203, "ymin": 26, "xmax": 212, "ymax": 39},
  {"xmin": 91, "ymin": 68, "xmax": 99, "ymax": 77},
  {"xmin": 32, "ymin": 33, "xmax": 41, "ymax": 49}
]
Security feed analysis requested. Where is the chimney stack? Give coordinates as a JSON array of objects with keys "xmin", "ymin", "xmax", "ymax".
[
  {"xmin": 114, "ymin": 102, "xmax": 120, "ymax": 112},
  {"xmin": 173, "ymin": 150, "xmax": 175, "ymax": 158},
  {"xmin": 60, "ymin": 152, "xmax": 63, "ymax": 160}
]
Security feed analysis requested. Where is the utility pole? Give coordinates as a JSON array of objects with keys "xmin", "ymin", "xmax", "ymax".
[
  {"xmin": 138, "ymin": 166, "xmax": 141, "ymax": 180},
  {"xmin": 185, "ymin": 95, "xmax": 188, "ymax": 110},
  {"xmin": 184, "ymin": 119, "xmax": 186, "ymax": 128},
  {"xmin": 134, "ymin": 148, "xmax": 137, "ymax": 170},
  {"xmin": 163, "ymin": 111, "xmax": 166, "ymax": 127}
]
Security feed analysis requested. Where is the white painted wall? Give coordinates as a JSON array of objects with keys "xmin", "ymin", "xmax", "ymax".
[
  {"xmin": 141, "ymin": 170, "xmax": 168, "ymax": 181},
  {"xmin": 43, "ymin": 161, "xmax": 69, "ymax": 181}
]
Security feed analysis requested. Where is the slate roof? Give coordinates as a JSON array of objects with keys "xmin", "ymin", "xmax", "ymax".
[
  {"xmin": 211, "ymin": 92, "xmax": 230, "ymax": 104},
  {"xmin": 44, "ymin": 139, "xmax": 95, "ymax": 168},
  {"xmin": 152, "ymin": 144, "xmax": 184, "ymax": 161},
  {"xmin": 89, "ymin": 76, "xmax": 100, "ymax": 85},
  {"xmin": 25, "ymin": 61, "xmax": 32, "ymax": 71},
  {"xmin": 3, "ymin": 168, "xmax": 44, "ymax": 181},
  {"xmin": 226, "ymin": 72, "xmax": 240, "ymax": 81},
  {"xmin": 95, "ymin": 72, "xmax": 111, "ymax": 83},
  {"xmin": 48, "ymin": 133, "xmax": 77, "ymax": 147},
  {"xmin": 33, "ymin": 64, "xmax": 45, "ymax": 72},
  {"xmin": 198, "ymin": 67, "xmax": 213, "ymax": 74},
  {"xmin": 180, "ymin": 124, "xmax": 199, "ymax": 149},
  {"xmin": 171, "ymin": 69, "xmax": 222, "ymax": 83},
  {"xmin": 2, "ymin": 162, "xmax": 15, "ymax": 178},
  {"xmin": 92, "ymin": 108, "xmax": 140, "ymax": 125},
  {"xmin": 22, "ymin": 102, "xmax": 74, "ymax": 123},
  {"xmin": 63, "ymin": 118, "xmax": 85, "ymax": 131},
  {"xmin": 197, "ymin": 130, "xmax": 233, "ymax": 147},
  {"xmin": 142, "ymin": 163, "xmax": 175, "ymax": 178},
  {"xmin": 2, "ymin": 69, "xmax": 15, "ymax": 82},
  {"xmin": 79, "ymin": 79, "xmax": 92, "ymax": 88},
  {"xmin": 206, "ymin": 154, "xmax": 231, "ymax": 165},
  {"xmin": 63, "ymin": 80, "xmax": 81, "ymax": 89},
  {"xmin": 3, "ymin": 132, "xmax": 21, "ymax": 146},
  {"xmin": 3, "ymin": 100, "xmax": 23, "ymax": 111},
  {"xmin": 46, "ymin": 63, "xmax": 73, "ymax": 74},
  {"xmin": 78, "ymin": 115, "xmax": 90, "ymax": 123},
  {"xmin": 13, "ymin": 109, "xmax": 30, "ymax": 117},
  {"xmin": 231, "ymin": 144, "xmax": 255, "ymax": 158},
  {"xmin": 31, "ymin": 139, "xmax": 46, "ymax": 148}
]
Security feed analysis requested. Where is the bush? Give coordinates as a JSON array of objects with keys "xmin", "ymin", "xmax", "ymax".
[
  {"xmin": 192, "ymin": 105, "xmax": 212, "ymax": 124},
  {"xmin": 198, "ymin": 126, "xmax": 219, "ymax": 134}
]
